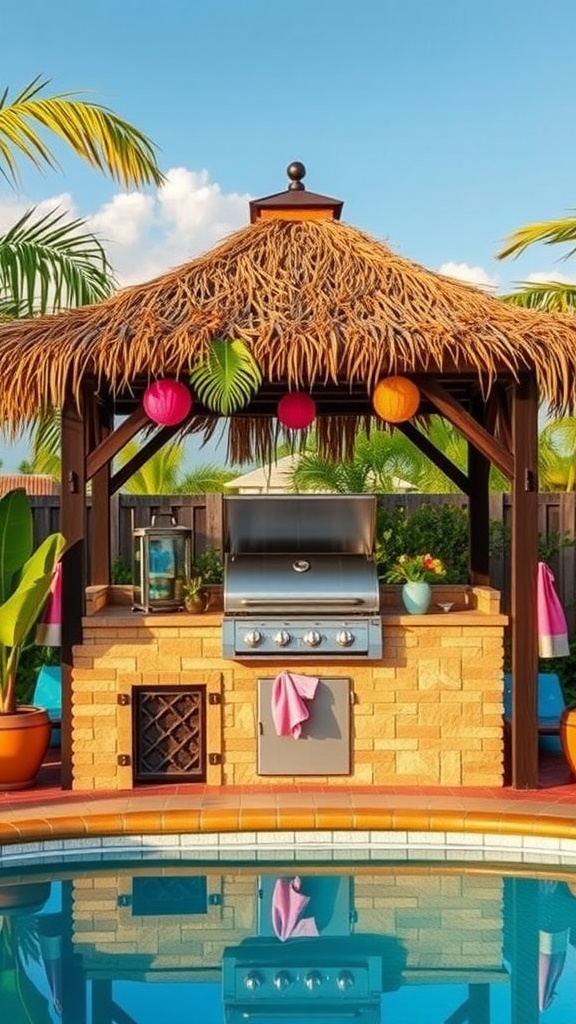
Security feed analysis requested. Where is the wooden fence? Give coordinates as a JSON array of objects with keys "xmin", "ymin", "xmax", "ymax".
[{"xmin": 29, "ymin": 491, "xmax": 576, "ymax": 635}]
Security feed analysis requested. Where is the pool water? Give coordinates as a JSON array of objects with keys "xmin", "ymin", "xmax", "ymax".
[{"xmin": 1, "ymin": 858, "xmax": 575, "ymax": 1023}]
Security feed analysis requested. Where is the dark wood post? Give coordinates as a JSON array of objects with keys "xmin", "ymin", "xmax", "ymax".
[
  {"xmin": 60, "ymin": 391, "xmax": 87, "ymax": 789},
  {"xmin": 468, "ymin": 395, "xmax": 491, "ymax": 585},
  {"xmin": 510, "ymin": 372, "xmax": 539, "ymax": 788},
  {"xmin": 89, "ymin": 394, "xmax": 113, "ymax": 584}
]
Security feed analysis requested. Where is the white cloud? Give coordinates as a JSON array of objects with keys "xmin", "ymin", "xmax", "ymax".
[
  {"xmin": 0, "ymin": 168, "xmax": 251, "ymax": 287},
  {"xmin": 87, "ymin": 167, "xmax": 251, "ymax": 285},
  {"xmin": 438, "ymin": 261, "xmax": 499, "ymax": 291},
  {"xmin": 0, "ymin": 192, "xmax": 76, "ymax": 232},
  {"xmin": 525, "ymin": 270, "xmax": 576, "ymax": 285}
]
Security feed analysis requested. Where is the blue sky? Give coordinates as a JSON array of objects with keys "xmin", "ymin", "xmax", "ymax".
[{"xmin": 1, "ymin": 0, "xmax": 576, "ymax": 468}]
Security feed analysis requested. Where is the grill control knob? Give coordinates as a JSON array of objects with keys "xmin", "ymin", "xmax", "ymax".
[
  {"xmin": 273, "ymin": 629, "xmax": 292, "ymax": 647},
  {"xmin": 243, "ymin": 629, "xmax": 263, "ymax": 648},
  {"xmin": 336, "ymin": 629, "xmax": 354, "ymax": 647},
  {"xmin": 337, "ymin": 970, "xmax": 355, "ymax": 991},
  {"xmin": 274, "ymin": 971, "xmax": 292, "ymax": 990},
  {"xmin": 244, "ymin": 971, "xmax": 263, "ymax": 990},
  {"xmin": 305, "ymin": 970, "xmax": 322, "ymax": 990},
  {"xmin": 303, "ymin": 629, "xmax": 322, "ymax": 647}
]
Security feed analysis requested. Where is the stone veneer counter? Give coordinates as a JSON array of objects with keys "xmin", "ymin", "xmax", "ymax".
[{"xmin": 71, "ymin": 586, "xmax": 507, "ymax": 791}]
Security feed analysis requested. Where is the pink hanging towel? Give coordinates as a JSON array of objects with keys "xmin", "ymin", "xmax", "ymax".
[
  {"xmin": 271, "ymin": 672, "xmax": 319, "ymax": 738},
  {"xmin": 36, "ymin": 560, "xmax": 62, "ymax": 647},
  {"xmin": 271, "ymin": 877, "xmax": 319, "ymax": 942},
  {"xmin": 537, "ymin": 562, "xmax": 569, "ymax": 658}
]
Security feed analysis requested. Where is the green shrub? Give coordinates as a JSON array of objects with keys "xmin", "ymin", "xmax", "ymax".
[
  {"xmin": 111, "ymin": 557, "xmax": 132, "ymax": 584},
  {"xmin": 192, "ymin": 544, "xmax": 224, "ymax": 585},
  {"xmin": 376, "ymin": 503, "xmax": 468, "ymax": 583}
]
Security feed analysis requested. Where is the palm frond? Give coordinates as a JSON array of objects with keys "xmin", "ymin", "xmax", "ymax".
[
  {"xmin": 0, "ymin": 76, "xmax": 163, "ymax": 188},
  {"xmin": 189, "ymin": 339, "xmax": 262, "ymax": 415},
  {"xmin": 176, "ymin": 465, "xmax": 238, "ymax": 494},
  {"xmin": 500, "ymin": 280, "xmax": 576, "ymax": 312},
  {"xmin": 497, "ymin": 214, "xmax": 576, "ymax": 261},
  {"xmin": 0, "ymin": 207, "xmax": 115, "ymax": 315}
]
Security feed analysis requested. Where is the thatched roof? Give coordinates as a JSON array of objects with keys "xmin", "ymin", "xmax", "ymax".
[{"xmin": 0, "ymin": 217, "xmax": 575, "ymax": 456}]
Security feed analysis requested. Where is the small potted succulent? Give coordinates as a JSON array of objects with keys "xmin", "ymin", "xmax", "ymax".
[{"xmin": 181, "ymin": 574, "xmax": 206, "ymax": 614}]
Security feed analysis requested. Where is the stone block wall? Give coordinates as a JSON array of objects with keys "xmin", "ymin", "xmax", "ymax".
[{"xmin": 71, "ymin": 588, "xmax": 506, "ymax": 790}]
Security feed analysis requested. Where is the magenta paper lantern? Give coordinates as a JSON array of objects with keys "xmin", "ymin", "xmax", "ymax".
[
  {"xmin": 277, "ymin": 391, "xmax": 317, "ymax": 430},
  {"xmin": 143, "ymin": 380, "xmax": 193, "ymax": 426}
]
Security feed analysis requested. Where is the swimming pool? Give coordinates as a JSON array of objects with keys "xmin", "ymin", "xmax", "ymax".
[{"xmin": 1, "ymin": 856, "xmax": 575, "ymax": 1024}]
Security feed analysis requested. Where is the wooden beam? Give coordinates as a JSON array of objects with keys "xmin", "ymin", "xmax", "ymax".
[
  {"xmin": 414, "ymin": 376, "xmax": 515, "ymax": 480},
  {"xmin": 110, "ymin": 423, "xmax": 181, "ymax": 494},
  {"xmin": 60, "ymin": 391, "xmax": 87, "ymax": 790},
  {"xmin": 396, "ymin": 420, "xmax": 470, "ymax": 494},
  {"xmin": 468, "ymin": 396, "xmax": 491, "ymax": 585},
  {"xmin": 86, "ymin": 404, "xmax": 149, "ymax": 481},
  {"xmin": 510, "ymin": 372, "xmax": 539, "ymax": 789},
  {"xmin": 89, "ymin": 395, "xmax": 113, "ymax": 584}
]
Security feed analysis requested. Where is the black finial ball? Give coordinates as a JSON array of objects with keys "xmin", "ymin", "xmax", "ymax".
[{"xmin": 287, "ymin": 161, "xmax": 306, "ymax": 190}]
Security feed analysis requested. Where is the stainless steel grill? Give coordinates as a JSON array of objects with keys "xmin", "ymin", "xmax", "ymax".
[{"xmin": 222, "ymin": 496, "xmax": 382, "ymax": 659}]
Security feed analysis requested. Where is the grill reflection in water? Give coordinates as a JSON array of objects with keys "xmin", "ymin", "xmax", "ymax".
[{"xmin": 0, "ymin": 862, "xmax": 575, "ymax": 1023}]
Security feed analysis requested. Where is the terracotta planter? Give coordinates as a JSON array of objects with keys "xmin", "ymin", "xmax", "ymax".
[
  {"xmin": 0, "ymin": 880, "xmax": 51, "ymax": 915},
  {"xmin": 184, "ymin": 594, "xmax": 205, "ymax": 614},
  {"xmin": 560, "ymin": 709, "xmax": 576, "ymax": 777},
  {"xmin": 0, "ymin": 706, "xmax": 51, "ymax": 790},
  {"xmin": 203, "ymin": 583, "xmax": 223, "ymax": 611}
]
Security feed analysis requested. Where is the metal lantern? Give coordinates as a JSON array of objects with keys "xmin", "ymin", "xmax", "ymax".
[{"xmin": 132, "ymin": 513, "xmax": 192, "ymax": 612}]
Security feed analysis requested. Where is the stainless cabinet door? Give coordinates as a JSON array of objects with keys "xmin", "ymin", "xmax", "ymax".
[{"xmin": 257, "ymin": 676, "xmax": 351, "ymax": 775}]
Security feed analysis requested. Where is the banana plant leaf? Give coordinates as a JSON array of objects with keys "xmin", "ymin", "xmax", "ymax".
[
  {"xmin": 0, "ymin": 919, "xmax": 53, "ymax": 1024},
  {"xmin": 0, "ymin": 489, "xmax": 33, "ymax": 605}
]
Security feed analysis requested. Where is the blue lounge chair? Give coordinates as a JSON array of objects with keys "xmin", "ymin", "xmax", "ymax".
[
  {"xmin": 33, "ymin": 665, "xmax": 62, "ymax": 747},
  {"xmin": 503, "ymin": 672, "xmax": 565, "ymax": 753}
]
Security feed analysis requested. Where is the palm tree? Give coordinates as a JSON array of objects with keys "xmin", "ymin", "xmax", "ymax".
[
  {"xmin": 288, "ymin": 419, "xmax": 510, "ymax": 495},
  {"xmin": 0, "ymin": 76, "xmax": 162, "ymax": 189},
  {"xmin": 538, "ymin": 418, "xmax": 576, "ymax": 491},
  {"xmin": 0, "ymin": 76, "xmax": 163, "ymax": 319},
  {"xmin": 496, "ymin": 212, "xmax": 576, "ymax": 311},
  {"xmin": 289, "ymin": 427, "xmax": 422, "ymax": 493}
]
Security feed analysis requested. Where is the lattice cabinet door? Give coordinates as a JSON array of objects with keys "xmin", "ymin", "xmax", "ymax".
[{"xmin": 133, "ymin": 686, "xmax": 206, "ymax": 783}]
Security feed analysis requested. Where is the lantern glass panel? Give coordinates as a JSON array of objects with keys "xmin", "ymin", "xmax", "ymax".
[{"xmin": 132, "ymin": 526, "xmax": 192, "ymax": 611}]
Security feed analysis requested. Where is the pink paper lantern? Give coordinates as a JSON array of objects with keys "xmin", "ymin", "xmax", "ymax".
[
  {"xmin": 143, "ymin": 380, "xmax": 193, "ymax": 426},
  {"xmin": 277, "ymin": 391, "xmax": 316, "ymax": 430}
]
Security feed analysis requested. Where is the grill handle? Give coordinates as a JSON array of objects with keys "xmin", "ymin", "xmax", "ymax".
[{"xmin": 239, "ymin": 597, "xmax": 365, "ymax": 606}]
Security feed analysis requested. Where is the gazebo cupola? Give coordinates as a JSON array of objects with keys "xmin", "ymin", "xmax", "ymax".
[{"xmin": 249, "ymin": 161, "xmax": 343, "ymax": 222}]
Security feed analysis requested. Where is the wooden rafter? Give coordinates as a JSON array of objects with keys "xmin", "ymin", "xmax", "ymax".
[{"xmin": 414, "ymin": 376, "xmax": 515, "ymax": 480}]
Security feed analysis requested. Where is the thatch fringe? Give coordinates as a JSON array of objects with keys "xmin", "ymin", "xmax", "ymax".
[{"xmin": 0, "ymin": 218, "xmax": 576, "ymax": 435}]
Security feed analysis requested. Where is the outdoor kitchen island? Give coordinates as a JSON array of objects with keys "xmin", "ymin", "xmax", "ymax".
[{"xmin": 71, "ymin": 582, "xmax": 507, "ymax": 791}]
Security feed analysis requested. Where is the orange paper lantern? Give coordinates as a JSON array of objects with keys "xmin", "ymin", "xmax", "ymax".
[{"xmin": 372, "ymin": 376, "xmax": 420, "ymax": 423}]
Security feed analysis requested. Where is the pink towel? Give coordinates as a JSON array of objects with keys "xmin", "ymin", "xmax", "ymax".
[
  {"xmin": 272, "ymin": 672, "xmax": 319, "ymax": 738},
  {"xmin": 36, "ymin": 560, "xmax": 62, "ymax": 647},
  {"xmin": 271, "ymin": 877, "xmax": 319, "ymax": 942},
  {"xmin": 537, "ymin": 562, "xmax": 569, "ymax": 658}
]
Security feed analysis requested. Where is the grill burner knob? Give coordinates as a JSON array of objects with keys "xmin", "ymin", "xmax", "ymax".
[
  {"xmin": 274, "ymin": 971, "xmax": 292, "ymax": 990},
  {"xmin": 304, "ymin": 970, "xmax": 322, "ymax": 990},
  {"xmin": 303, "ymin": 629, "xmax": 322, "ymax": 647},
  {"xmin": 243, "ymin": 629, "xmax": 263, "ymax": 648},
  {"xmin": 337, "ymin": 970, "xmax": 355, "ymax": 991},
  {"xmin": 244, "ymin": 971, "xmax": 263, "ymax": 990},
  {"xmin": 273, "ymin": 629, "xmax": 292, "ymax": 647},
  {"xmin": 336, "ymin": 629, "xmax": 354, "ymax": 647}
]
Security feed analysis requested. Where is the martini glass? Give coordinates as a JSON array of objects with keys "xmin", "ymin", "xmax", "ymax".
[{"xmin": 436, "ymin": 601, "xmax": 454, "ymax": 613}]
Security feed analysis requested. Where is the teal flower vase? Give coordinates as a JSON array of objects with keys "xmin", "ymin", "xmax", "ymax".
[{"xmin": 401, "ymin": 581, "xmax": 432, "ymax": 615}]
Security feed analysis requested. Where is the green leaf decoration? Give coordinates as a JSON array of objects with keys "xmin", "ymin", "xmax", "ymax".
[{"xmin": 189, "ymin": 338, "xmax": 262, "ymax": 415}]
